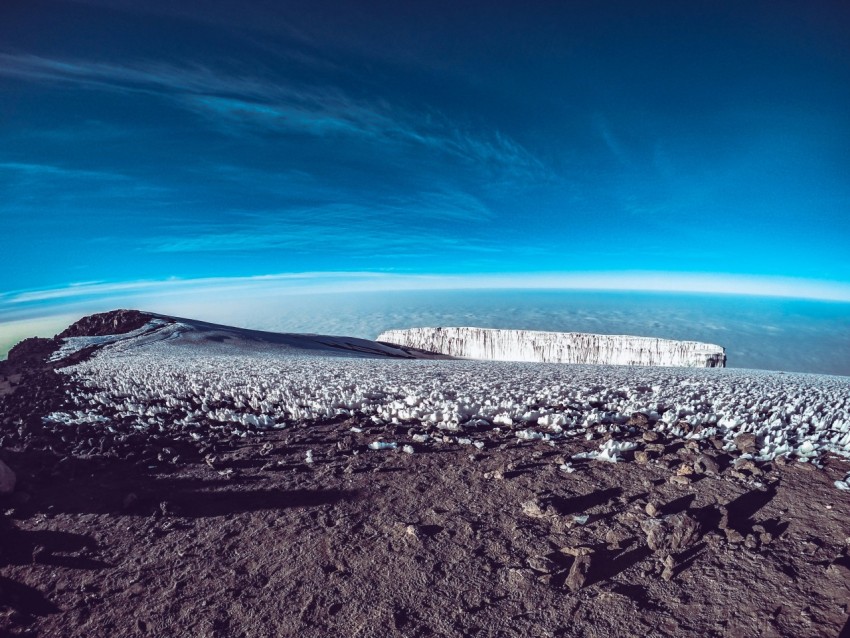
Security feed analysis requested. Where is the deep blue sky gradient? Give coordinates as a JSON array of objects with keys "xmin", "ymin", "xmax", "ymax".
[{"xmin": 1, "ymin": 0, "xmax": 850, "ymax": 303}]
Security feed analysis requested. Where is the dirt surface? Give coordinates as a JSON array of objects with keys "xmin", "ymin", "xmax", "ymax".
[{"xmin": 3, "ymin": 327, "xmax": 850, "ymax": 636}]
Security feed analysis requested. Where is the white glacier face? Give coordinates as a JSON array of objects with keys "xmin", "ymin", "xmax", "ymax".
[{"xmin": 377, "ymin": 327, "xmax": 726, "ymax": 368}]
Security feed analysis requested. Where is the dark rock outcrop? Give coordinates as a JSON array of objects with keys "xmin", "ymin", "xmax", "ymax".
[{"xmin": 57, "ymin": 310, "xmax": 155, "ymax": 339}]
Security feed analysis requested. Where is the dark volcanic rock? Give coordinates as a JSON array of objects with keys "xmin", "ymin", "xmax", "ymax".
[
  {"xmin": 57, "ymin": 309, "xmax": 156, "ymax": 339},
  {"xmin": 6, "ymin": 337, "xmax": 61, "ymax": 366}
]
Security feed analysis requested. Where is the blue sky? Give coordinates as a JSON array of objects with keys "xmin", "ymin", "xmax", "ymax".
[{"xmin": 2, "ymin": 0, "xmax": 850, "ymax": 322}]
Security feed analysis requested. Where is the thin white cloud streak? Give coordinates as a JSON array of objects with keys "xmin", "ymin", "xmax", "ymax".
[
  {"xmin": 3, "ymin": 272, "xmax": 850, "ymax": 314},
  {"xmin": 0, "ymin": 53, "xmax": 545, "ymax": 179},
  {"xmin": 145, "ymin": 193, "xmax": 495, "ymax": 253},
  {"xmin": 0, "ymin": 162, "xmax": 122, "ymax": 180}
]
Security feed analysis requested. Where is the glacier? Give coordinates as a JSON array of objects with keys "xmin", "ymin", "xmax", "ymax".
[{"xmin": 377, "ymin": 327, "xmax": 726, "ymax": 368}]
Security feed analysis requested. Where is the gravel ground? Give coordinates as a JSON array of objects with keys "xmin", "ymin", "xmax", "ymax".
[{"xmin": 3, "ymin": 314, "xmax": 850, "ymax": 637}]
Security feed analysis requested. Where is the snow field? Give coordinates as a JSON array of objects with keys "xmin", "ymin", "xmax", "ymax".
[{"xmin": 46, "ymin": 335, "xmax": 850, "ymax": 472}]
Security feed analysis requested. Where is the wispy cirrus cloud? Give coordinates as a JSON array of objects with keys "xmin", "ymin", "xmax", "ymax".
[
  {"xmin": 0, "ymin": 161, "xmax": 124, "ymax": 180},
  {"xmin": 0, "ymin": 161, "xmax": 169, "ymax": 211},
  {"xmin": 0, "ymin": 52, "xmax": 547, "ymax": 179},
  {"xmin": 143, "ymin": 191, "xmax": 495, "ymax": 254}
]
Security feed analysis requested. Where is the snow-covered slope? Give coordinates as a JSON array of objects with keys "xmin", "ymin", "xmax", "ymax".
[
  {"xmin": 35, "ymin": 311, "xmax": 850, "ymax": 474},
  {"xmin": 377, "ymin": 327, "xmax": 726, "ymax": 368},
  {"xmin": 50, "ymin": 313, "xmax": 449, "ymax": 362}
]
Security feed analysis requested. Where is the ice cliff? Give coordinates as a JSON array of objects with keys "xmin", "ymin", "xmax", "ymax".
[{"xmin": 377, "ymin": 327, "xmax": 726, "ymax": 368}]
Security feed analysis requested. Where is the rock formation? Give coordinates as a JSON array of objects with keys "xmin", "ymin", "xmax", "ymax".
[{"xmin": 377, "ymin": 327, "xmax": 726, "ymax": 368}]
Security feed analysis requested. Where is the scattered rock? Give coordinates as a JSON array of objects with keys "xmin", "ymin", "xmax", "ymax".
[
  {"xmin": 733, "ymin": 458, "xmax": 763, "ymax": 476},
  {"xmin": 605, "ymin": 528, "xmax": 628, "ymax": 550},
  {"xmin": 565, "ymin": 552, "xmax": 593, "ymax": 591},
  {"xmin": 718, "ymin": 507, "xmax": 730, "ymax": 530},
  {"xmin": 676, "ymin": 464, "xmax": 694, "ymax": 476},
  {"xmin": 521, "ymin": 500, "xmax": 547, "ymax": 519},
  {"xmin": 634, "ymin": 450, "xmax": 651, "ymax": 464},
  {"xmin": 405, "ymin": 524, "xmax": 421, "ymax": 539},
  {"xmin": 527, "ymin": 555, "xmax": 556, "ymax": 573},
  {"xmin": 669, "ymin": 475, "xmax": 691, "ymax": 486},
  {"xmin": 734, "ymin": 433, "xmax": 758, "ymax": 454},
  {"xmin": 661, "ymin": 554, "xmax": 677, "ymax": 581},
  {"xmin": 642, "ymin": 513, "xmax": 700, "ymax": 552},
  {"xmin": 724, "ymin": 528, "xmax": 745, "ymax": 544},
  {"xmin": 694, "ymin": 454, "xmax": 720, "ymax": 475},
  {"xmin": 642, "ymin": 430, "xmax": 660, "ymax": 443}
]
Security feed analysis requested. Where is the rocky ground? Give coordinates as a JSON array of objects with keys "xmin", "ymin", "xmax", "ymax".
[{"xmin": 3, "ymin": 323, "xmax": 850, "ymax": 637}]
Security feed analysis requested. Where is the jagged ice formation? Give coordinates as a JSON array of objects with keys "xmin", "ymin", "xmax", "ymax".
[{"xmin": 39, "ymin": 318, "xmax": 850, "ymax": 472}]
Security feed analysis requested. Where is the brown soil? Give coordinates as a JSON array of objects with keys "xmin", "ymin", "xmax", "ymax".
[{"xmin": 3, "ymin": 341, "xmax": 850, "ymax": 636}]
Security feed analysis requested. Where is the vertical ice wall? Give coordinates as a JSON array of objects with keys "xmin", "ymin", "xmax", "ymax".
[{"xmin": 377, "ymin": 327, "xmax": 726, "ymax": 368}]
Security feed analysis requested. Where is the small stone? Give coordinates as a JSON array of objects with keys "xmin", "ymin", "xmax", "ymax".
[
  {"xmin": 734, "ymin": 458, "xmax": 763, "ymax": 476},
  {"xmin": 605, "ymin": 528, "xmax": 626, "ymax": 549},
  {"xmin": 694, "ymin": 454, "xmax": 720, "ymax": 475},
  {"xmin": 521, "ymin": 500, "xmax": 547, "ymax": 519},
  {"xmin": 744, "ymin": 534, "xmax": 759, "ymax": 550},
  {"xmin": 734, "ymin": 433, "xmax": 758, "ymax": 454},
  {"xmin": 642, "ymin": 513, "xmax": 700, "ymax": 552},
  {"xmin": 565, "ymin": 554, "xmax": 592, "ymax": 591},
  {"xmin": 645, "ymin": 502, "xmax": 660, "ymax": 517},
  {"xmin": 759, "ymin": 532, "xmax": 774, "ymax": 545},
  {"xmin": 527, "ymin": 555, "xmax": 556, "ymax": 573},
  {"xmin": 709, "ymin": 437, "xmax": 725, "ymax": 450},
  {"xmin": 634, "ymin": 450, "xmax": 650, "ymax": 464},
  {"xmin": 642, "ymin": 431, "xmax": 660, "ymax": 443},
  {"xmin": 561, "ymin": 546, "xmax": 595, "ymax": 557},
  {"xmin": 676, "ymin": 464, "xmax": 694, "ymax": 476},
  {"xmin": 669, "ymin": 475, "xmax": 691, "ymax": 486},
  {"xmin": 484, "ymin": 469, "xmax": 505, "ymax": 480},
  {"xmin": 405, "ymin": 524, "xmax": 420, "ymax": 538},
  {"xmin": 660, "ymin": 553, "xmax": 677, "ymax": 581},
  {"xmin": 724, "ymin": 528, "xmax": 745, "ymax": 544}
]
